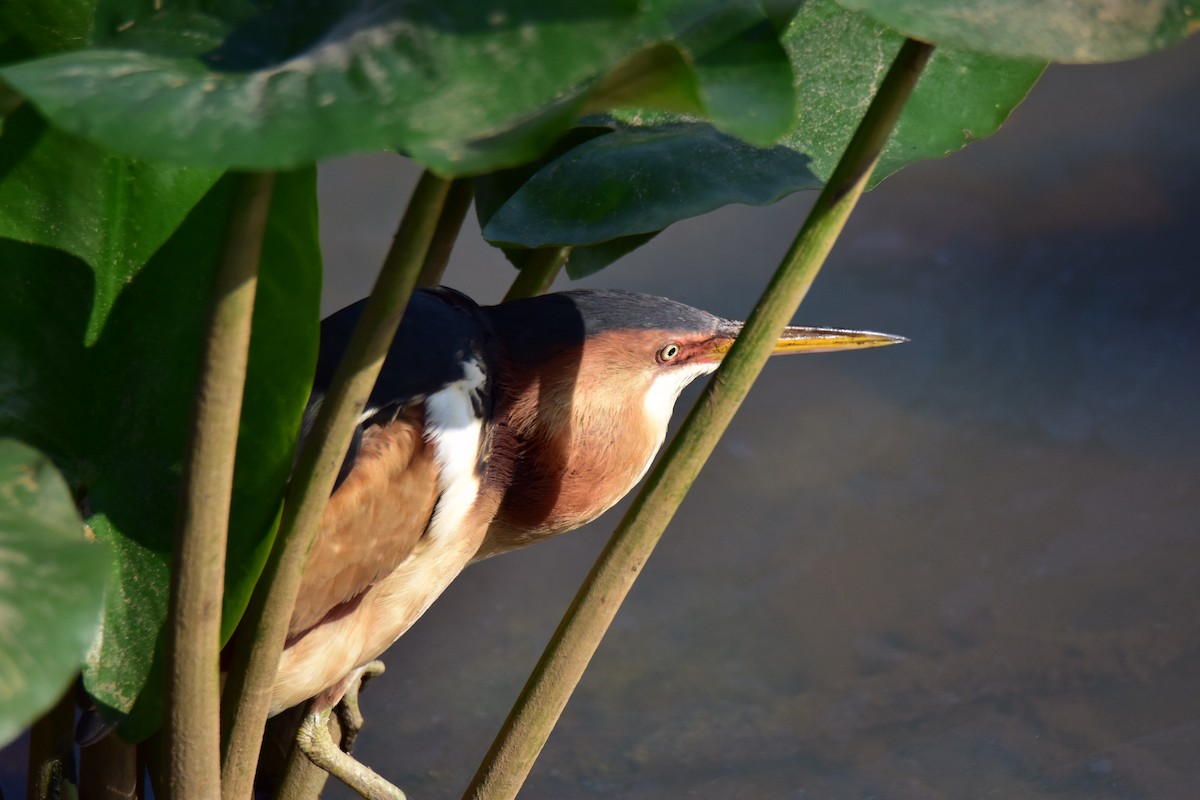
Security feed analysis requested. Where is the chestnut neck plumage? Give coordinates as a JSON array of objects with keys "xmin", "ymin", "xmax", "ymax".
[
  {"xmin": 477, "ymin": 331, "xmax": 665, "ymax": 558},
  {"xmin": 471, "ymin": 291, "xmax": 725, "ymax": 560}
]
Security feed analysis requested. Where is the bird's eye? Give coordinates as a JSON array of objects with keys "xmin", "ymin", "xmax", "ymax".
[{"xmin": 657, "ymin": 343, "xmax": 681, "ymax": 363}]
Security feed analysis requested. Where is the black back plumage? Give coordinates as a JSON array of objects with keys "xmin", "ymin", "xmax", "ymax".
[{"xmin": 305, "ymin": 287, "xmax": 495, "ymax": 491}]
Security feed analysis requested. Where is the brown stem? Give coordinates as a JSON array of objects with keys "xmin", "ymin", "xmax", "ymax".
[
  {"xmin": 417, "ymin": 178, "xmax": 475, "ymax": 287},
  {"xmin": 79, "ymin": 734, "xmax": 141, "ymax": 800},
  {"xmin": 167, "ymin": 171, "xmax": 275, "ymax": 800},
  {"xmin": 27, "ymin": 685, "xmax": 76, "ymax": 800}
]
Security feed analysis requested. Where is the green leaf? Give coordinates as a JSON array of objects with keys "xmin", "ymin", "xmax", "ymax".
[
  {"xmin": 783, "ymin": 0, "xmax": 1046, "ymax": 184},
  {"xmin": 474, "ymin": 124, "xmax": 646, "ymax": 276},
  {"xmin": 0, "ymin": 1, "xmax": 652, "ymax": 173},
  {"xmin": 589, "ymin": 1, "xmax": 798, "ymax": 147},
  {"xmin": 0, "ymin": 0, "xmax": 97, "ymax": 55},
  {"xmin": 585, "ymin": 43, "xmax": 707, "ymax": 118},
  {"xmin": 1, "ymin": 1, "xmax": 802, "ymax": 173},
  {"xmin": 482, "ymin": 122, "xmax": 819, "ymax": 248},
  {"xmin": 0, "ymin": 438, "xmax": 109, "ymax": 748},
  {"xmin": 0, "ymin": 105, "xmax": 221, "ymax": 342},
  {"xmin": 480, "ymin": 0, "xmax": 1042, "ymax": 260},
  {"xmin": 0, "ymin": 170, "xmax": 321, "ymax": 739},
  {"xmin": 684, "ymin": 10, "xmax": 796, "ymax": 146},
  {"xmin": 837, "ymin": 0, "xmax": 1200, "ymax": 63}
]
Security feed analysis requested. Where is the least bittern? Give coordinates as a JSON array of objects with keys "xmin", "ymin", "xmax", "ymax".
[{"xmin": 271, "ymin": 287, "xmax": 903, "ymax": 796}]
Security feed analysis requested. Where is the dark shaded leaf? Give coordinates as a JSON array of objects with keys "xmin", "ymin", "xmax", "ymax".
[
  {"xmin": 482, "ymin": 123, "xmax": 819, "ymax": 248},
  {"xmin": 837, "ymin": 0, "xmax": 1200, "ymax": 63},
  {"xmin": 0, "ymin": 439, "xmax": 109, "ymax": 748},
  {"xmin": 475, "ymin": 124, "xmax": 659, "ymax": 276},
  {"xmin": 0, "ymin": 0, "xmax": 97, "ymax": 55},
  {"xmin": 0, "ymin": 105, "xmax": 220, "ymax": 341}
]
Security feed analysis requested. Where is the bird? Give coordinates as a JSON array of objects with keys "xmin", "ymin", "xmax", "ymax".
[{"xmin": 269, "ymin": 286, "xmax": 903, "ymax": 787}]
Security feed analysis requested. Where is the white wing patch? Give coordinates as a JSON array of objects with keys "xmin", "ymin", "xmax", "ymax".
[{"xmin": 423, "ymin": 357, "xmax": 488, "ymax": 541}]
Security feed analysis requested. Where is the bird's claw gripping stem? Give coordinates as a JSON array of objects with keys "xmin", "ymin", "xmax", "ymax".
[
  {"xmin": 336, "ymin": 660, "xmax": 386, "ymax": 754},
  {"xmin": 296, "ymin": 706, "xmax": 406, "ymax": 800}
]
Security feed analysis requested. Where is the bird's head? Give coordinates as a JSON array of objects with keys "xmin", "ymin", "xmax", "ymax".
[
  {"xmin": 487, "ymin": 289, "xmax": 904, "ymax": 416},
  {"xmin": 479, "ymin": 289, "xmax": 905, "ymax": 549}
]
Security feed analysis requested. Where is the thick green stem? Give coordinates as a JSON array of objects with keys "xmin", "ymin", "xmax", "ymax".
[
  {"xmin": 220, "ymin": 171, "xmax": 452, "ymax": 800},
  {"xmin": 463, "ymin": 38, "xmax": 935, "ymax": 800},
  {"xmin": 502, "ymin": 246, "xmax": 570, "ymax": 301},
  {"xmin": 167, "ymin": 171, "xmax": 275, "ymax": 800},
  {"xmin": 417, "ymin": 178, "xmax": 474, "ymax": 288}
]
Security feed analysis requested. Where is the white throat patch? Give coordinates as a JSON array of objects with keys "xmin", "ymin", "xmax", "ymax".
[{"xmin": 638, "ymin": 361, "xmax": 719, "ymax": 468}]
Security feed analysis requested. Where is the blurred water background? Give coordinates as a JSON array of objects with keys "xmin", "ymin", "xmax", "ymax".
[{"xmin": 2, "ymin": 30, "xmax": 1197, "ymax": 800}]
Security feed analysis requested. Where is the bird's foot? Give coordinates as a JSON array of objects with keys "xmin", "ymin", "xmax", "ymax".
[
  {"xmin": 296, "ymin": 708, "xmax": 407, "ymax": 800},
  {"xmin": 336, "ymin": 660, "xmax": 385, "ymax": 755}
]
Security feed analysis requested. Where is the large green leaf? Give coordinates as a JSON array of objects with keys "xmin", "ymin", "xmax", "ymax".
[
  {"xmin": 837, "ymin": 0, "xmax": 1200, "ymax": 63},
  {"xmin": 0, "ymin": 170, "xmax": 321, "ymax": 739},
  {"xmin": 0, "ymin": 2, "xmax": 222, "ymax": 346},
  {"xmin": 0, "ymin": 105, "xmax": 220, "ymax": 342},
  {"xmin": 481, "ymin": 0, "xmax": 1042, "ymax": 257},
  {"xmin": 482, "ymin": 123, "xmax": 819, "ymax": 247},
  {"xmin": 0, "ymin": 1, "xmax": 643, "ymax": 172},
  {"xmin": 783, "ymin": 0, "xmax": 1045, "ymax": 183},
  {"xmin": 0, "ymin": 439, "xmax": 109, "ymax": 748},
  {"xmin": 0, "ymin": 0, "xmax": 800, "ymax": 174}
]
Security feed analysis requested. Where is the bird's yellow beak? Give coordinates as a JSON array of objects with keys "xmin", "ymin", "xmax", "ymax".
[
  {"xmin": 707, "ymin": 322, "xmax": 908, "ymax": 360},
  {"xmin": 769, "ymin": 325, "xmax": 909, "ymax": 355}
]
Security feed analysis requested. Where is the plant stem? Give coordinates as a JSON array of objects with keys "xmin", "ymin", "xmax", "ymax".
[
  {"xmin": 270, "ymin": 715, "xmax": 333, "ymax": 800},
  {"xmin": 463, "ymin": 38, "xmax": 935, "ymax": 800},
  {"xmin": 80, "ymin": 732, "xmax": 141, "ymax": 800},
  {"xmin": 28, "ymin": 685, "xmax": 76, "ymax": 800},
  {"xmin": 417, "ymin": 178, "xmax": 474, "ymax": 287},
  {"xmin": 220, "ymin": 171, "xmax": 452, "ymax": 800},
  {"xmin": 167, "ymin": 171, "xmax": 275, "ymax": 800},
  {"xmin": 502, "ymin": 246, "xmax": 570, "ymax": 301}
]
